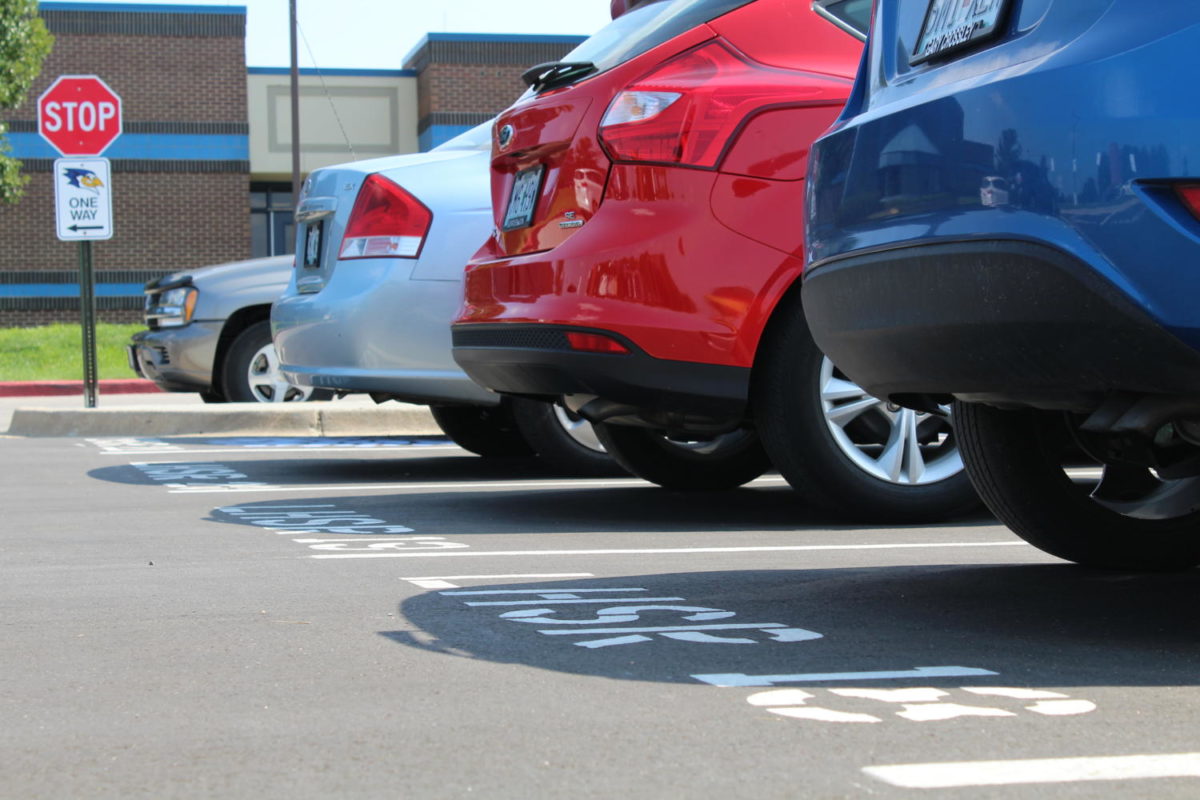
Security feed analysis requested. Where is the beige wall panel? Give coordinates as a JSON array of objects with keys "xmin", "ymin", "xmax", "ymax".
[{"xmin": 248, "ymin": 74, "xmax": 418, "ymax": 179}]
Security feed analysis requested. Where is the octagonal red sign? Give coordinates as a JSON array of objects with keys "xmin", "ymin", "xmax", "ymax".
[{"xmin": 38, "ymin": 75, "xmax": 123, "ymax": 156}]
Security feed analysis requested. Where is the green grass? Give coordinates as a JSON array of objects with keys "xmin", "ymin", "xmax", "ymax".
[{"xmin": 0, "ymin": 323, "xmax": 145, "ymax": 381}]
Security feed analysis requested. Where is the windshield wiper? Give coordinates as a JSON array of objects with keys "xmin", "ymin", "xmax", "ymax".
[{"xmin": 520, "ymin": 61, "xmax": 598, "ymax": 93}]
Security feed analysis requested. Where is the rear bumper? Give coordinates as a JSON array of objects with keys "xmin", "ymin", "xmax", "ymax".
[
  {"xmin": 451, "ymin": 323, "xmax": 750, "ymax": 426},
  {"xmin": 271, "ymin": 268, "xmax": 496, "ymax": 406},
  {"xmin": 802, "ymin": 239, "xmax": 1200, "ymax": 410}
]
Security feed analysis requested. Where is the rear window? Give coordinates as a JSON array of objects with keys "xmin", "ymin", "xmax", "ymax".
[
  {"xmin": 433, "ymin": 121, "xmax": 494, "ymax": 152},
  {"xmin": 813, "ymin": 0, "xmax": 870, "ymax": 39},
  {"xmin": 560, "ymin": 0, "xmax": 754, "ymax": 77}
]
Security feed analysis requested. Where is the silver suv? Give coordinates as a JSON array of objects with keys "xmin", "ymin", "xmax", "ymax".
[{"xmin": 128, "ymin": 254, "xmax": 328, "ymax": 403}]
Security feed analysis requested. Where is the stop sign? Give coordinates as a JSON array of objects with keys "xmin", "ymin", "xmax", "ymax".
[{"xmin": 38, "ymin": 75, "xmax": 122, "ymax": 156}]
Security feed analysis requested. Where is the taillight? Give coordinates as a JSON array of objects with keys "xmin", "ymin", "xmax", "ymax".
[
  {"xmin": 565, "ymin": 331, "xmax": 630, "ymax": 354},
  {"xmin": 339, "ymin": 173, "xmax": 432, "ymax": 260},
  {"xmin": 1176, "ymin": 185, "xmax": 1200, "ymax": 220},
  {"xmin": 599, "ymin": 40, "xmax": 813, "ymax": 168}
]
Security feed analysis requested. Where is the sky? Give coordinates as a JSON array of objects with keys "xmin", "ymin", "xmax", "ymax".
[{"xmin": 67, "ymin": 0, "xmax": 614, "ymax": 69}]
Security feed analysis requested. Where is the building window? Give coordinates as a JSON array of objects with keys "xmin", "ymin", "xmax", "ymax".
[{"xmin": 250, "ymin": 183, "xmax": 295, "ymax": 258}]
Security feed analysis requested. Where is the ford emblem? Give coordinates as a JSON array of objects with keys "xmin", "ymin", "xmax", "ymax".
[{"xmin": 498, "ymin": 124, "xmax": 515, "ymax": 149}]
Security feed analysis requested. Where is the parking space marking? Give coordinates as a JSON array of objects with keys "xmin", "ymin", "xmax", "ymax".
[
  {"xmin": 124, "ymin": 443, "xmax": 458, "ymax": 455},
  {"xmin": 862, "ymin": 753, "xmax": 1200, "ymax": 788},
  {"xmin": 214, "ymin": 503, "xmax": 469, "ymax": 554},
  {"xmin": 692, "ymin": 666, "xmax": 999, "ymax": 687},
  {"xmin": 132, "ymin": 461, "xmax": 273, "ymax": 490},
  {"xmin": 748, "ymin": 687, "xmax": 1097, "ymax": 725},
  {"xmin": 166, "ymin": 477, "xmax": 684, "ymax": 493},
  {"xmin": 401, "ymin": 573, "xmax": 594, "ymax": 589},
  {"xmin": 176, "ymin": 436, "xmax": 449, "ymax": 449},
  {"xmin": 433, "ymin": 586, "xmax": 824, "ymax": 649},
  {"xmin": 91, "ymin": 436, "xmax": 453, "ymax": 455},
  {"xmin": 409, "ymin": 577, "xmax": 1096, "ymax": 733},
  {"xmin": 310, "ymin": 541, "xmax": 1026, "ymax": 560},
  {"xmin": 466, "ymin": 596, "xmax": 688, "ymax": 607},
  {"xmin": 88, "ymin": 437, "xmax": 184, "ymax": 455}
]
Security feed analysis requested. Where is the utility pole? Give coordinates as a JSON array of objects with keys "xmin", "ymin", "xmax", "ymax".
[{"xmin": 289, "ymin": 0, "xmax": 301, "ymax": 204}]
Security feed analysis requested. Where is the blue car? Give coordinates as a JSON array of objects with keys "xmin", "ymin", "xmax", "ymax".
[{"xmin": 803, "ymin": 0, "xmax": 1200, "ymax": 569}]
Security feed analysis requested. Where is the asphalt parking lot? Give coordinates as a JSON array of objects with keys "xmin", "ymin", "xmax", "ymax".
[{"xmin": 6, "ymin": 425, "xmax": 1200, "ymax": 798}]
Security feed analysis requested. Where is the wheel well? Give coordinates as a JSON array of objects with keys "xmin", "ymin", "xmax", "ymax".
[
  {"xmin": 746, "ymin": 276, "xmax": 805, "ymax": 423},
  {"xmin": 211, "ymin": 305, "xmax": 271, "ymax": 394}
]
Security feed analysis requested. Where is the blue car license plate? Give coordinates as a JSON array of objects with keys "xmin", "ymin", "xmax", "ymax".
[
  {"xmin": 302, "ymin": 221, "xmax": 322, "ymax": 268},
  {"xmin": 501, "ymin": 165, "xmax": 544, "ymax": 231},
  {"xmin": 912, "ymin": 0, "xmax": 1011, "ymax": 65}
]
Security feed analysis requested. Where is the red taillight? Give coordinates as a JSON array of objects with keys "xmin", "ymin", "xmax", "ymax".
[
  {"xmin": 599, "ymin": 40, "xmax": 814, "ymax": 169},
  {"xmin": 339, "ymin": 173, "xmax": 432, "ymax": 260},
  {"xmin": 1176, "ymin": 185, "xmax": 1200, "ymax": 220},
  {"xmin": 566, "ymin": 331, "xmax": 630, "ymax": 354}
]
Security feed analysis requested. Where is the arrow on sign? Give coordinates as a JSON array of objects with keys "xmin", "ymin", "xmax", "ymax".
[{"xmin": 68, "ymin": 224, "xmax": 104, "ymax": 231}]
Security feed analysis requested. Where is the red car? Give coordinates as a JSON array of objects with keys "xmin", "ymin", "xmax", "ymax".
[{"xmin": 453, "ymin": 0, "xmax": 977, "ymax": 521}]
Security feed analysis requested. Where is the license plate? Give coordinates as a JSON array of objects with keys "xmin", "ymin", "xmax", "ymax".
[
  {"xmin": 126, "ymin": 344, "xmax": 139, "ymax": 374},
  {"xmin": 501, "ymin": 165, "xmax": 545, "ymax": 231},
  {"xmin": 911, "ymin": 0, "xmax": 1011, "ymax": 65},
  {"xmin": 302, "ymin": 221, "xmax": 323, "ymax": 268}
]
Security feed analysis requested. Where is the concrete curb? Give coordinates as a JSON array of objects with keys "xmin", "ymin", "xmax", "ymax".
[
  {"xmin": 7, "ymin": 402, "xmax": 442, "ymax": 437},
  {"xmin": 0, "ymin": 380, "xmax": 161, "ymax": 397}
]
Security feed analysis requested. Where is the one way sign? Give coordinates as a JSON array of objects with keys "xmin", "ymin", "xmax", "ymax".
[{"xmin": 54, "ymin": 157, "xmax": 113, "ymax": 241}]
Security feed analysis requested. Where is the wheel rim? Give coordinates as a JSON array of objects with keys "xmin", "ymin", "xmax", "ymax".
[
  {"xmin": 819, "ymin": 357, "xmax": 963, "ymax": 485},
  {"xmin": 553, "ymin": 405, "xmax": 606, "ymax": 453},
  {"xmin": 1087, "ymin": 467, "xmax": 1200, "ymax": 521},
  {"xmin": 245, "ymin": 343, "xmax": 313, "ymax": 403}
]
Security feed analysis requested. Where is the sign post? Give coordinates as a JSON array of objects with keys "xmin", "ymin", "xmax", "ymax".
[{"xmin": 37, "ymin": 75, "xmax": 122, "ymax": 408}]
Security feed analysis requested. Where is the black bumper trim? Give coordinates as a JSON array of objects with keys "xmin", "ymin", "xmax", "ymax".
[
  {"xmin": 451, "ymin": 323, "xmax": 750, "ymax": 423},
  {"xmin": 802, "ymin": 239, "xmax": 1200, "ymax": 408}
]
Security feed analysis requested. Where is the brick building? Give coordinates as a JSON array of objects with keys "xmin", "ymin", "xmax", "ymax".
[{"xmin": 0, "ymin": 3, "xmax": 585, "ymax": 326}]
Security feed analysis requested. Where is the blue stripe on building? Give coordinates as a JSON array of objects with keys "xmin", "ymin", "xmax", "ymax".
[
  {"xmin": 0, "ymin": 283, "xmax": 146, "ymax": 298},
  {"xmin": 248, "ymin": 67, "xmax": 417, "ymax": 78},
  {"xmin": 6, "ymin": 133, "xmax": 249, "ymax": 161},
  {"xmin": 420, "ymin": 125, "xmax": 474, "ymax": 153},
  {"xmin": 39, "ymin": 2, "xmax": 246, "ymax": 14}
]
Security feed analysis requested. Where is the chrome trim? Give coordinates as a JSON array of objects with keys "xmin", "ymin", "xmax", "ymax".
[
  {"xmin": 811, "ymin": 0, "xmax": 868, "ymax": 42},
  {"xmin": 295, "ymin": 196, "xmax": 338, "ymax": 223}
]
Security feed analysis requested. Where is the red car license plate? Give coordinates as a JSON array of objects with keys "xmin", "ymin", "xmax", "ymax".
[{"xmin": 501, "ymin": 164, "xmax": 545, "ymax": 231}]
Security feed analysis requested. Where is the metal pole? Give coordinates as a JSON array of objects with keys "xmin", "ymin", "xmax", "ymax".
[
  {"xmin": 78, "ymin": 240, "xmax": 98, "ymax": 408},
  {"xmin": 289, "ymin": 0, "xmax": 301, "ymax": 204}
]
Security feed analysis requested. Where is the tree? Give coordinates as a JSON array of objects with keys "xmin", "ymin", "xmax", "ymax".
[{"xmin": 0, "ymin": 0, "xmax": 52, "ymax": 204}]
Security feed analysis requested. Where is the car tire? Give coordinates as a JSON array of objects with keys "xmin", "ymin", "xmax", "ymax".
[
  {"xmin": 955, "ymin": 400, "xmax": 1200, "ymax": 570},
  {"xmin": 594, "ymin": 423, "xmax": 771, "ymax": 490},
  {"xmin": 429, "ymin": 401, "xmax": 535, "ymax": 458},
  {"xmin": 509, "ymin": 397, "xmax": 621, "ymax": 476},
  {"xmin": 199, "ymin": 390, "xmax": 226, "ymax": 404},
  {"xmin": 221, "ymin": 321, "xmax": 333, "ymax": 403},
  {"xmin": 755, "ymin": 299, "xmax": 978, "ymax": 523}
]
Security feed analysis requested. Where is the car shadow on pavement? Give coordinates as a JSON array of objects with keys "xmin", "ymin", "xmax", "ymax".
[
  {"xmin": 88, "ymin": 453, "xmax": 598, "ymax": 488},
  {"xmin": 382, "ymin": 565, "xmax": 1200, "ymax": 693},
  {"xmin": 201, "ymin": 487, "xmax": 997, "ymax": 535}
]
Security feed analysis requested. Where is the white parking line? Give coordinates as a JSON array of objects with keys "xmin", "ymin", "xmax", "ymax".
[
  {"xmin": 692, "ymin": 666, "xmax": 1000, "ymax": 687},
  {"xmin": 165, "ymin": 475, "xmax": 793, "ymax": 493},
  {"xmin": 463, "ymin": 597, "xmax": 686, "ymax": 607},
  {"xmin": 440, "ymin": 588, "xmax": 641, "ymax": 595},
  {"xmin": 401, "ymin": 573, "xmax": 595, "ymax": 589},
  {"xmin": 863, "ymin": 753, "xmax": 1200, "ymax": 788},
  {"xmin": 112, "ymin": 445, "xmax": 462, "ymax": 455},
  {"xmin": 310, "ymin": 540, "xmax": 1026, "ymax": 559}
]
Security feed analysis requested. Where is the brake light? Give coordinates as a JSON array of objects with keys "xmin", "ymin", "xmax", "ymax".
[
  {"xmin": 339, "ymin": 174, "xmax": 432, "ymax": 259},
  {"xmin": 1176, "ymin": 185, "xmax": 1200, "ymax": 220},
  {"xmin": 566, "ymin": 331, "xmax": 630, "ymax": 354},
  {"xmin": 599, "ymin": 40, "xmax": 814, "ymax": 168}
]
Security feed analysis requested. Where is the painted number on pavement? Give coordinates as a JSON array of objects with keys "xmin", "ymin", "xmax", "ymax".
[{"xmin": 216, "ymin": 503, "xmax": 468, "ymax": 555}]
